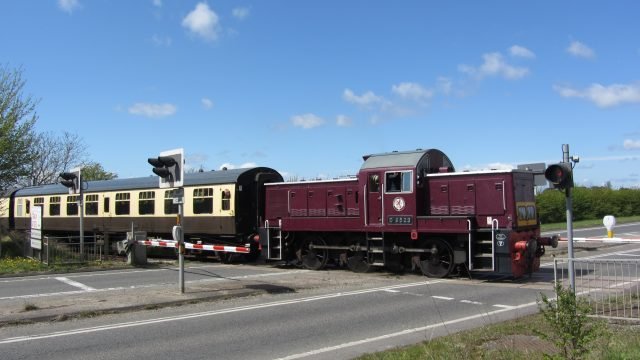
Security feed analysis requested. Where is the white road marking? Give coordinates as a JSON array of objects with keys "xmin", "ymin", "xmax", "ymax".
[
  {"xmin": 0, "ymin": 270, "xmax": 310, "ymax": 301},
  {"xmin": 460, "ymin": 299, "xmax": 483, "ymax": 305},
  {"xmin": 383, "ymin": 289, "xmax": 400, "ymax": 293},
  {"xmin": 431, "ymin": 296, "xmax": 454, "ymax": 301},
  {"xmin": 0, "ymin": 280, "xmax": 446, "ymax": 345},
  {"xmin": 55, "ymin": 277, "xmax": 96, "ymax": 291},
  {"xmin": 493, "ymin": 304, "xmax": 515, "ymax": 309},
  {"xmin": 275, "ymin": 300, "xmax": 538, "ymax": 360}
]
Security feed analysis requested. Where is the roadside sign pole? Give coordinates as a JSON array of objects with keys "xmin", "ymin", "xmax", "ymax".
[
  {"xmin": 563, "ymin": 144, "xmax": 575, "ymax": 292},
  {"xmin": 178, "ymin": 195, "xmax": 185, "ymax": 294},
  {"xmin": 79, "ymin": 182, "xmax": 84, "ymax": 261}
]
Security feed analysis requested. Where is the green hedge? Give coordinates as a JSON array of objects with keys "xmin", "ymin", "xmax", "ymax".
[{"xmin": 537, "ymin": 187, "xmax": 640, "ymax": 224}]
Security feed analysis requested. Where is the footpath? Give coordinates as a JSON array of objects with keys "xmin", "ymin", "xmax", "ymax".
[{"xmin": 0, "ymin": 241, "xmax": 625, "ymax": 328}]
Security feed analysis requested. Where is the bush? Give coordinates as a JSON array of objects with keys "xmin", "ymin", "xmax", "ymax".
[
  {"xmin": 537, "ymin": 186, "xmax": 640, "ymax": 224},
  {"xmin": 537, "ymin": 284, "xmax": 609, "ymax": 359}
]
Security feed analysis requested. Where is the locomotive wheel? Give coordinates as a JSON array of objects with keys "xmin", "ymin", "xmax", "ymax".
[
  {"xmin": 419, "ymin": 238, "xmax": 454, "ymax": 278},
  {"xmin": 299, "ymin": 235, "xmax": 328, "ymax": 270},
  {"xmin": 346, "ymin": 252, "xmax": 373, "ymax": 273}
]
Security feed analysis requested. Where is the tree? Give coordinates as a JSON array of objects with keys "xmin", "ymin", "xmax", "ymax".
[
  {"xmin": 0, "ymin": 65, "xmax": 38, "ymax": 194},
  {"xmin": 20, "ymin": 131, "xmax": 88, "ymax": 186},
  {"xmin": 80, "ymin": 162, "xmax": 117, "ymax": 181}
]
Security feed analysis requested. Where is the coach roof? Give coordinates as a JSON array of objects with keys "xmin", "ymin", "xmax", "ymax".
[{"xmin": 13, "ymin": 167, "xmax": 279, "ymax": 197}]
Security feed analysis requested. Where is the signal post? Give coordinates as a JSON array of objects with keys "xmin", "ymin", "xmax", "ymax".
[
  {"xmin": 545, "ymin": 144, "xmax": 579, "ymax": 292},
  {"xmin": 148, "ymin": 148, "xmax": 185, "ymax": 293},
  {"xmin": 59, "ymin": 167, "xmax": 84, "ymax": 260}
]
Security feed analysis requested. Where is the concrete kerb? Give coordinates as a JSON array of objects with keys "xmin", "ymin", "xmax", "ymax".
[{"xmin": 0, "ymin": 279, "xmax": 278, "ymax": 327}]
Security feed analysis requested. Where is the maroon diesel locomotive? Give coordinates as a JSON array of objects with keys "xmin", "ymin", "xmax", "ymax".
[{"xmin": 260, "ymin": 149, "xmax": 557, "ymax": 278}]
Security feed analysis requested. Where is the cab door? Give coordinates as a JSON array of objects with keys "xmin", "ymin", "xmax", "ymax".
[{"xmin": 365, "ymin": 172, "xmax": 382, "ymax": 226}]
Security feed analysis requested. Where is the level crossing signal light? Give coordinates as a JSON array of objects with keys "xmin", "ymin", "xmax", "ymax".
[
  {"xmin": 544, "ymin": 162, "xmax": 573, "ymax": 190},
  {"xmin": 59, "ymin": 168, "xmax": 81, "ymax": 194},
  {"xmin": 148, "ymin": 148, "xmax": 184, "ymax": 188}
]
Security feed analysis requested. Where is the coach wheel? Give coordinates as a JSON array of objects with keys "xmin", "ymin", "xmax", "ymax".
[
  {"xmin": 347, "ymin": 252, "xmax": 373, "ymax": 273},
  {"xmin": 419, "ymin": 238, "xmax": 454, "ymax": 278},
  {"xmin": 299, "ymin": 235, "xmax": 328, "ymax": 271}
]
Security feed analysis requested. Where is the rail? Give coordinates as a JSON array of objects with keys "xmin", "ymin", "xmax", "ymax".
[{"xmin": 553, "ymin": 258, "xmax": 640, "ymax": 321}]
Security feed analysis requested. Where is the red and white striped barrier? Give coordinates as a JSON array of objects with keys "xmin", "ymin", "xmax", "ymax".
[
  {"xmin": 559, "ymin": 237, "xmax": 640, "ymax": 243},
  {"xmin": 138, "ymin": 239, "xmax": 251, "ymax": 254}
]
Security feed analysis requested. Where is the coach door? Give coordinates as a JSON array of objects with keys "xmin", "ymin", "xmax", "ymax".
[{"xmin": 365, "ymin": 172, "xmax": 383, "ymax": 226}]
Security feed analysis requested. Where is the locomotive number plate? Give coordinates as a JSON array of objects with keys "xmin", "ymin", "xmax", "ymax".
[{"xmin": 387, "ymin": 216, "xmax": 413, "ymax": 225}]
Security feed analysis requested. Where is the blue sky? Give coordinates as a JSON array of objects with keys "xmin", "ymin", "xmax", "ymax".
[{"xmin": 2, "ymin": 1, "xmax": 639, "ymax": 187}]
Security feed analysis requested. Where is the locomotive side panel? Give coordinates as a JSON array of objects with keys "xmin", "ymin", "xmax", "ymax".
[{"xmin": 265, "ymin": 179, "xmax": 362, "ymax": 232}]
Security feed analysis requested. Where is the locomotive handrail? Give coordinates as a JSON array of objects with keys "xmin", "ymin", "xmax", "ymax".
[
  {"xmin": 363, "ymin": 185, "xmax": 368, "ymax": 226},
  {"xmin": 491, "ymin": 218, "xmax": 499, "ymax": 271},
  {"xmin": 467, "ymin": 219, "xmax": 472, "ymax": 270},
  {"xmin": 501, "ymin": 180, "xmax": 506, "ymax": 211}
]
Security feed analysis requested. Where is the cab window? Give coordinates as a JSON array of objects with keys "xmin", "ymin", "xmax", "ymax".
[{"xmin": 385, "ymin": 171, "xmax": 412, "ymax": 193}]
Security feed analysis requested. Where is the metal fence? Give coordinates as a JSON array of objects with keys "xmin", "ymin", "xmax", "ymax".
[
  {"xmin": 554, "ymin": 258, "xmax": 640, "ymax": 321},
  {"xmin": 42, "ymin": 235, "xmax": 104, "ymax": 265}
]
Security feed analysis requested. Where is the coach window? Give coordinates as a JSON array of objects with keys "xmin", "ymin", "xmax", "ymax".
[
  {"xmin": 104, "ymin": 197, "xmax": 110, "ymax": 213},
  {"xmin": 139, "ymin": 191, "xmax": 155, "ymax": 215},
  {"xmin": 85, "ymin": 195, "xmax": 99, "ymax": 215},
  {"xmin": 16, "ymin": 199, "xmax": 23, "ymax": 217},
  {"xmin": 164, "ymin": 190, "xmax": 179, "ymax": 215},
  {"xmin": 385, "ymin": 171, "xmax": 412, "ymax": 193},
  {"xmin": 25, "ymin": 200, "xmax": 30, "ymax": 215},
  {"xmin": 49, "ymin": 196, "xmax": 61, "ymax": 216},
  {"xmin": 193, "ymin": 188, "xmax": 213, "ymax": 214},
  {"xmin": 115, "ymin": 193, "xmax": 130, "ymax": 215},
  {"xmin": 67, "ymin": 195, "xmax": 79, "ymax": 215},
  {"xmin": 221, "ymin": 189, "xmax": 231, "ymax": 211}
]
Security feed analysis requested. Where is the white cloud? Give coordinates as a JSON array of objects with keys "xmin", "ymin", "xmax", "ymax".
[
  {"xmin": 58, "ymin": 0, "xmax": 80, "ymax": 13},
  {"xmin": 291, "ymin": 113, "xmax": 325, "ymax": 129},
  {"xmin": 567, "ymin": 41, "xmax": 595, "ymax": 59},
  {"xmin": 201, "ymin": 98, "xmax": 214, "ymax": 109},
  {"xmin": 509, "ymin": 45, "xmax": 535, "ymax": 58},
  {"xmin": 336, "ymin": 115, "xmax": 352, "ymax": 127},
  {"xmin": 152, "ymin": 0, "xmax": 162, "ymax": 7},
  {"xmin": 343, "ymin": 89, "xmax": 385, "ymax": 107},
  {"xmin": 182, "ymin": 2, "xmax": 220, "ymax": 41},
  {"xmin": 128, "ymin": 103, "xmax": 177, "ymax": 118},
  {"xmin": 459, "ymin": 52, "xmax": 529, "ymax": 80},
  {"xmin": 391, "ymin": 82, "xmax": 433, "ymax": 102},
  {"xmin": 232, "ymin": 7, "xmax": 250, "ymax": 20},
  {"xmin": 437, "ymin": 77, "xmax": 453, "ymax": 95},
  {"xmin": 151, "ymin": 34, "xmax": 172, "ymax": 47},
  {"xmin": 553, "ymin": 83, "xmax": 640, "ymax": 108},
  {"xmin": 462, "ymin": 162, "xmax": 515, "ymax": 172},
  {"xmin": 624, "ymin": 139, "xmax": 640, "ymax": 150},
  {"xmin": 219, "ymin": 162, "xmax": 257, "ymax": 170}
]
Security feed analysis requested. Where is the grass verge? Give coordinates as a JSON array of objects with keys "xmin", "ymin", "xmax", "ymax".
[
  {"xmin": 356, "ymin": 313, "xmax": 640, "ymax": 360},
  {"xmin": 0, "ymin": 256, "xmax": 133, "ymax": 276}
]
